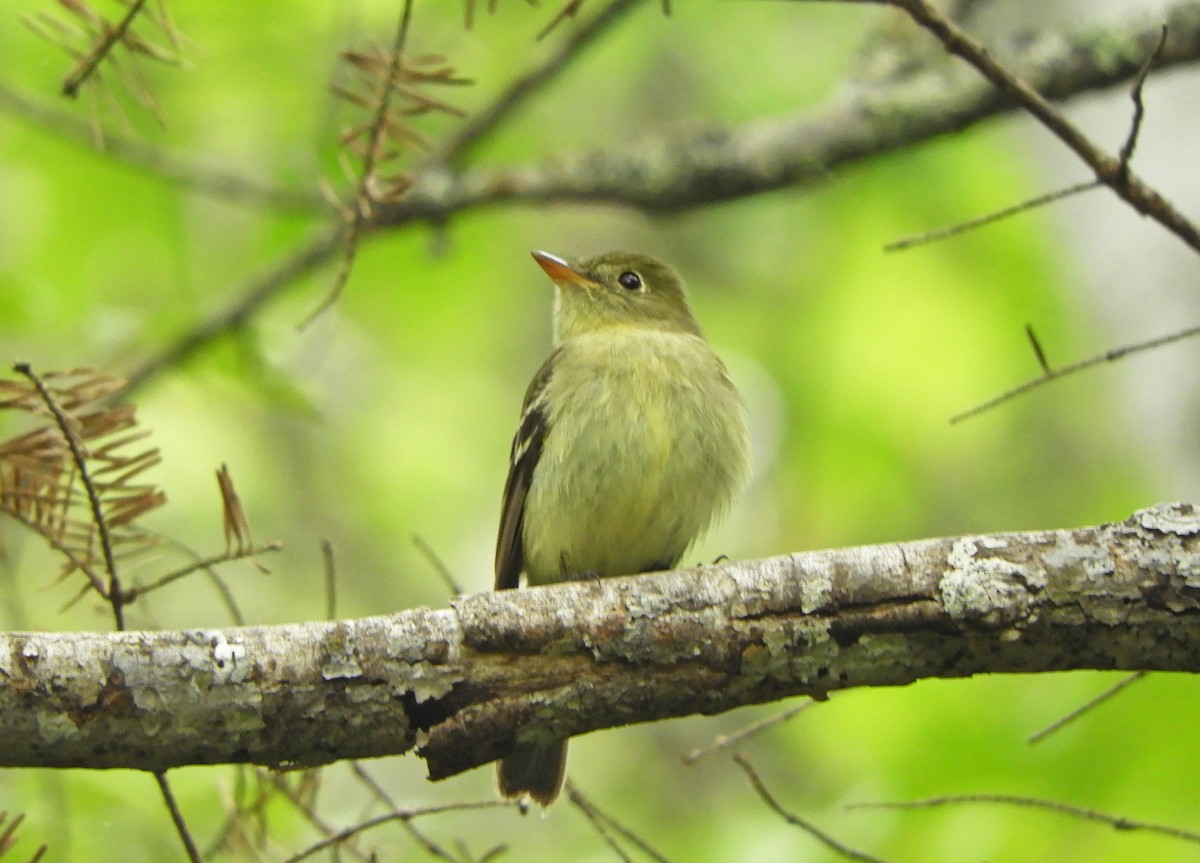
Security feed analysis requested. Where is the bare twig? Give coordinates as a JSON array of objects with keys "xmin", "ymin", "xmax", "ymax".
[
  {"xmin": 1027, "ymin": 672, "xmax": 1148, "ymax": 745},
  {"xmin": 301, "ymin": 0, "xmax": 415, "ymax": 328},
  {"xmin": 682, "ymin": 699, "xmax": 815, "ymax": 764},
  {"xmin": 0, "ymin": 810, "xmax": 47, "ymax": 863},
  {"xmin": 849, "ymin": 794, "xmax": 1200, "ymax": 846},
  {"xmin": 566, "ymin": 783, "xmax": 674, "ymax": 863},
  {"xmin": 1025, "ymin": 324, "xmax": 1052, "ymax": 375},
  {"xmin": 202, "ymin": 767, "xmax": 272, "ymax": 860},
  {"xmin": 151, "ymin": 535, "xmax": 248, "ymax": 625},
  {"xmin": 538, "ymin": 0, "xmax": 589, "ymax": 41},
  {"xmin": 434, "ymin": 0, "xmax": 645, "ymax": 167},
  {"xmin": 1116, "ymin": 24, "xmax": 1169, "ymax": 178},
  {"xmin": 120, "ymin": 225, "xmax": 345, "ymax": 398},
  {"xmin": 465, "ymin": 0, "xmax": 542, "ymax": 29},
  {"xmin": 477, "ymin": 844, "xmax": 509, "ymax": 863},
  {"xmin": 349, "ymin": 761, "xmax": 398, "ymax": 809},
  {"xmin": 886, "ymin": 21, "xmax": 1169, "ymax": 251},
  {"xmin": 882, "ymin": 0, "xmax": 1200, "ymax": 254},
  {"xmin": 0, "ymin": 509, "xmax": 108, "ymax": 598},
  {"xmin": 121, "ymin": 2, "xmax": 1200, "ymax": 397},
  {"xmin": 321, "ymin": 539, "xmax": 337, "ymax": 620},
  {"xmin": 951, "ymin": 322, "xmax": 1200, "ymax": 424},
  {"xmin": 0, "ymin": 812, "xmax": 22, "ymax": 856},
  {"xmin": 61, "ymin": 0, "xmax": 151, "ymax": 98},
  {"xmin": 734, "ymin": 753, "xmax": 894, "ymax": 863},
  {"xmin": 884, "ymin": 180, "xmax": 1099, "ymax": 251},
  {"xmin": 279, "ymin": 801, "xmax": 512, "ymax": 863},
  {"xmin": 0, "ymin": 82, "xmax": 327, "ymax": 212},
  {"xmin": 348, "ymin": 763, "xmax": 461, "ymax": 862},
  {"xmin": 256, "ymin": 769, "xmax": 377, "ymax": 863},
  {"xmin": 413, "ymin": 534, "xmax": 464, "ymax": 596},
  {"xmin": 154, "ymin": 771, "xmax": 203, "ymax": 863},
  {"xmin": 121, "ymin": 542, "xmax": 282, "ymax": 601},
  {"xmin": 567, "ymin": 787, "xmax": 636, "ymax": 863}
]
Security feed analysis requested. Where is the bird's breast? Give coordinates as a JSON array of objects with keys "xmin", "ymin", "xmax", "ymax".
[{"xmin": 521, "ymin": 329, "xmax": 748, "ymax": 584}]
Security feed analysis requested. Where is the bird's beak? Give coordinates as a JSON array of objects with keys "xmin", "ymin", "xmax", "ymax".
[{"xmin": 531, "ymin": 250, "xmax": 600, "ymax": 289}]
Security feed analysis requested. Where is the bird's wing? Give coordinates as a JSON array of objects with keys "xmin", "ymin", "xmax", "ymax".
[{"xmin": 494, "ymin": 351, "xmax": 557, "ymax": 591}]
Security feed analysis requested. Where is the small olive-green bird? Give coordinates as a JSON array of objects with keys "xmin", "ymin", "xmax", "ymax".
[{"xmin": 494, "ymin": 249, "xmax": 751, "ymax": 807}]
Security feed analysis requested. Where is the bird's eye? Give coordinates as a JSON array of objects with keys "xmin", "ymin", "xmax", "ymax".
[{"xmin": 617, "ymin": 271, "xmax": 642, "ymax": 291}]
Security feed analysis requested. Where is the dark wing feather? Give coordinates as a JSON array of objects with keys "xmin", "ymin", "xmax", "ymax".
[{"xmin": 494, "ymin": 352, "xmax": 556, "ymax": 591}]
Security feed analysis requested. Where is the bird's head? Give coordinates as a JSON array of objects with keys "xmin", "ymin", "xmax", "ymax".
[{"xmin": 532, "ymin": 250, "xmax": 702, "ymax": 342}]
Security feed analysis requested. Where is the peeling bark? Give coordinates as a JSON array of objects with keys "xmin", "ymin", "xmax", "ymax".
[{"xmin": 2, "ymin": 503, "xmax": 1199, "ymax": 784}]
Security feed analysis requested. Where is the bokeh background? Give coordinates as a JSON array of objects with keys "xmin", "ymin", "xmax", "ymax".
[{"xmin": 3, "ymin": 0, "xmax": 1200, "ymax": 860}]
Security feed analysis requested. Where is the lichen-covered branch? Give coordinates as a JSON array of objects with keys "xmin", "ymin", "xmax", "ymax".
[
  {"xmin": 2, "ymin": 503, "xmax": 1199, "ymax": 783},
  {"xmin": 378, "ymin": 1, "xmax": 1200, "ymax": 222}
]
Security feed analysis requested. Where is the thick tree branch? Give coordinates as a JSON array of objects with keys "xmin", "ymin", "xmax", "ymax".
[
  {"xmin": 2, "ymin": 503, "xmax": 1200, "ymax": 784},
  {"xmin": 378, "ymin": 1, "xmax": 1200, "ymax": 221},
  {"xmin": 124, "ymin": 0, "xmax": 1200, "ymax": 393}
]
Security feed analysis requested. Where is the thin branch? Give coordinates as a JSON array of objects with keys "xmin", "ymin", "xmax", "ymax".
[
  {"xmin": 120, "ymin": 3, "xmax": 1200, "ymax": 396},
  {"xmin": 682, "ymin": 699, "xmax": 815, "ymax": 765},
  {"xmin": 347, "ymin": 762, "xmax": 462, "ymax": 863},
  {"xmin": 950, "ymin": 322, "xmax": 1200, "ymax": 424},
  {"xmin": 413, "ymin": 534, "xmax": 463, "ymax": 597},
  {"xmin": 538, "ymin": 0, "xmax": 589, "ymax": 40},
  {"xmin": 885, "ymin": 20, "xmax": 1168, "ymax": 252},
  {"xmin": 121, "ymin": 542, "xmax": 282, "ymax": 601},
  {"xmin": 349, "ymin": 762, "xmax": 398, "ymax": 810},
  {"xmin": 0, "ymin": 812, "xmax": 22, "ymax": 855},
  {"xmin": 1027, "ymin": 672, "xmax": 1148, "ymax": 745},
  {"xmin": 300, "ymin": 0, "xmax": 415, "ymax": 329},
  {"xmin": 120, "ymin": 225, "xmax": 345, "ymax": 398},
  {"xmin": 733, "ymin": 753, "xmax": 895, "ymax": 863},
  {"xmin": 154, "ymin": 771, "xmax": 203, "ymax": 863},
  {"xmin": 1025, "ymin": 324, "xmax": 1052, "ymax": 376},
  {"xmin": 566, "ymin": 787, "xmax": 637, "ymax": 863},
  {"xmin": 279, "ymin": 801, "xmax": 511, "ymax": 863},
  {"xmin": 14, "ymin": 363, "xmax": 124, "ymax": 630},
  {"xmin": 884, "ymin": 180, "xmax": 1099, "ymax": 251},
  {"xmin": 0, "ymin": 811, "xmax": 47, "ymax": 863},
  {"xmin": 154, "ymin": 535, "xmax": 248, "ymax": 625},
  {"xmin": 258, "ymin": 769, "xmax": 376, "ymax": 863},
  {"xmin": 1116, "ymin": 23, "xmax": 1168, "ymax": 178},
  {"xmin": 62, "ymin": 0, "xmax": 151, "ymax": 98},
  {"xmin": 201, "ymin": 767, "xmax": 272, "ymax": 861},
  {"xmin": 849, "ymin": 794, "xmax": 1200, "ymax": 846},
  {"xmin": 0, "ymin": 82, "xmax": 327, "ymax": 212},
  {"xmin": 322, "ymin": 539, "xmax": 338, "ymax": 620},
  {"xmin": 0, "ymin": 507, "xmax": 108, "ymax": 598},
  {"xmin": 882, "ymin": 0, "xmax": 1200, "ymax": 254},
  {"xmin": 566, "ymin": 783, "xmax": 674, "ymax": 863},
  {"xmin": 433, "ymin": 0, "xmax": 645, "ymax": 167}
]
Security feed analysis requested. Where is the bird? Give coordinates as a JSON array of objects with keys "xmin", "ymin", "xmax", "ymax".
[{"xmin": 494, "ymin": 249, "xmax": 751, "ymax": 808}]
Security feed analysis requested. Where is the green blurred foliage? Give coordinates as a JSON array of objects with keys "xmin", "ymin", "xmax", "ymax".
[{"xmin": 0, "ymin": 1, "xmax": 1189, "ymax": 862}]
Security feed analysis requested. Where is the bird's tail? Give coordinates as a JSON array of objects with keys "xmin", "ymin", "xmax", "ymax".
[{"xmin": 497, "ymin": 740, "xmax": 568, "ymax": 810}]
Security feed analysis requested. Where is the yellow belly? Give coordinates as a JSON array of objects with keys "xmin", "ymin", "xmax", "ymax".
[{"xmin": 521, "ymin": 329, "xmax": 748, "ymax": 585}]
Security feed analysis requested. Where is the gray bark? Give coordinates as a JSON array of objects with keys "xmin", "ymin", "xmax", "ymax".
[
  {"xmin": 1, "ymin": 502, "xmax": 1198, "ymax": 784},
  {"xmin": 381, "ymin": 1, "xmax": 1200, "ymax": 221}
]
